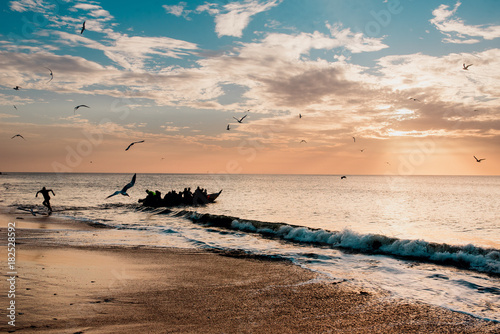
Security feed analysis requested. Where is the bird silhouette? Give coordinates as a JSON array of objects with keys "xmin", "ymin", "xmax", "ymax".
[
  {"xmin": 299, "ymin": 114, "xmax": 302, "ymax": 118},
  {"xmin": 227, "ymin": 124, "xmax": 230, "ymax": 131},
  {"xmin": 300, "ymin": 140, "xmax": 307, "ymax": 143},
  {"xmin": 360, "ymin": 149, "xmax": 364, "ymax": 152},
  {"xmin": 473, "ymin": 156, "xmax": 485, "ymax": 163},
  {"xmin": 233, "ymin": 115, "xmax": 247, "ymax": 123},
  {"xmin": 463, "ymin": 63, "xmax": 472, "ymax": 70},
  {"xmin": 13, "ymin": 86, "xmax": 20, "ymax": 90},
  {"xmin": 74, "ymin": 104, "xmax": 90, "ymax": 114},
  {"xmin": 409, "ymin": 97, "xmax": 419, "ymax": 102},
  {"xmin": 13, "ymin": 105, "xmax": 17, "ymax": 110},
  {"xmin": 81, "ymin": 21, "xmax": 86, "ymax": 34},
  {"xmin": 106, "ymin": 174, "xmax": 136, "ymax": 199},
  {"xmin": 45, "ymin": 67, "xmax": 53, "ymax": 82},
  {"xmin": 11, "ymin": 134, "xmax": 25, "ymax": 140},
  {"xmin": 352, "ymin": 136, "xmax": 356, "ymax": 143},
  {"xmin": 125, "ymin": 140, "xmax": 145, "ymax": 151},
  {"xmin": 340, "ymin": 176, "xmax": 346, "ymax": 179}
]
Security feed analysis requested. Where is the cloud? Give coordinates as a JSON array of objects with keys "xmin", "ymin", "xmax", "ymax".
[
  {"xmin": 375, "ymin": 49, "xmax": 500, "ymax": 104},
  {"xmin": 196, "ymin": 3, "xmax": 219, "ymax": 16},
  {"xmin": 161, "ymin": 124, "xmax": 190, "ymax": 132},
  {"xmin": 327, "ymin": 23, "xmax": 388, "ymax": 53},
  {"xmin": 0, "ymin": 113, "xmax": 19, "ymax": 119},
  {"xmin": 8, "ymin": 0, "xmax": 196, "ymax": 72},
  {"xmin": 4, "ymin": 1, "xmax": 499, "ymax": 150},
  {"xmin": 198, "ymin": 0, "xmax": 282, "ymax": 38},
  {"xmin": 42, "ymin": 28, "xmax": 199, "ymax": 71},
  {"xmin": 430, "ymin": 1, "xmax": 500, "ymax": 43},
  {"xmin": 9, "ymin": 0, "xmax": 55, "ymax": 13},
  {"xmin": 163, "ymin": 2, "xmax": 192, "ymax": 19}
]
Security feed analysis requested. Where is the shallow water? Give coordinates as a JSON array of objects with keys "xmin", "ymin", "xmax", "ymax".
[{"xmin": 1, "ymin": 172, "xmax": 499, "ymax": 321}]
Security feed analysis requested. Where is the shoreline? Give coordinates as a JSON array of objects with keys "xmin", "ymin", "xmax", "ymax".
[{"xmin": 1, "ymin": 210, "xmax": 499, "ymax": 333}]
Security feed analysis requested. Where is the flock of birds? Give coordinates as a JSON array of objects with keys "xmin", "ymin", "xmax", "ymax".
[{"xmin": 7, "ymin": 21, "xmax": 487, "ymax": 178}]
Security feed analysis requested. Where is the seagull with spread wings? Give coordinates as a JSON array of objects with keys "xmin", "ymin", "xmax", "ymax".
[
  {"xmin": 106, "ymin": 174, "xmax": 136, "ymax": 199},
  {"xmin": 125, "ymin": 140, "xmax": 145, "ymax": 151},
  {"xmin": 45, "ymin": 67, "xmax": 53, "ymax": 82},
  {"xmin": 226, "ymin": 124, "xmax": 230, "ymax": 131},
  {"xmin": 473, "ymin": 156, "xmax": 485, "ymax": 163},
  {"xmin": 74, "ymin": 104, "xmax": 90, "ymax": 114},
  {"xmin": 233, "ymin": 114, "xmax": 247, "ymax": 123},
  {"xmin": 81, "ymin": 21, "xmax": 86, "ymax": 34},
  {"xmin": 463, "ymin": 63, "xmax": 472, "ymax": 70},
  {"xmin": 11, "ymin": 134, "xmax": 25, "ymax": 140},
  {"xmin": 13, "ymin": 86, "xmax": 20, "ymax": 90}
]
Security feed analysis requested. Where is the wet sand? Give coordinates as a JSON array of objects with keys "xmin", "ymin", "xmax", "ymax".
[{"xmin": 1, "ymin": 211, "xmax": 499, "ymax": 333}]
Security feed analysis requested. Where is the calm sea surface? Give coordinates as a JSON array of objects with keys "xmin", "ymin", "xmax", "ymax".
[{"xmin": 1, "ymin": 173, "xmax": 499, "ymax": 321}]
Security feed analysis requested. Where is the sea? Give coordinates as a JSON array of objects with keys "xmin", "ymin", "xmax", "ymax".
[{"xmin": 1, "ymin": 173, "xmax": 499, "ymax": 322}]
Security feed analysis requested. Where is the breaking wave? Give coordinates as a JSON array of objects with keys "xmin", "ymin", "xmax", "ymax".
[{"xmin": 183, "ymin": 211, "xmax": 500, "ymax": 275}]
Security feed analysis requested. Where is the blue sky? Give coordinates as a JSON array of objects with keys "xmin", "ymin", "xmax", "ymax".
[{"xmin": 1, "ymin": 0, "xmax": 499, "ymax": 175}]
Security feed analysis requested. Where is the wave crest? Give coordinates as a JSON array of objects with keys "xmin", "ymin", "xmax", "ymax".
[{"xmin": 185, "ymin": 211, "xmax": 500, "ymax": 275}]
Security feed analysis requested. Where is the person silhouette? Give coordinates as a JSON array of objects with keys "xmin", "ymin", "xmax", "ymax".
[{"xmin": 36, "ymin": 187, "xmax": 55, "ymax": 212}]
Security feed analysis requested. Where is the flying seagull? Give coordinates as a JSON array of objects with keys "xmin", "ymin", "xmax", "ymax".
[
  {"xmin": 360, "ymin": 149, "xmax": 365, "ymax": 152},
  {"xmin": 352, "ymin": 136, "xmax": 356, "ymax": 143},
  {"xmin": 409, "ymin": 97, "xmax": 419, "ymax": 102},
  {"xmin": 463, "ymin": 63, "xmax": 472, "ymax": 70},
  {"xmin": 11, "ymin": 134, "xmax": 25, "ymax": 140},
  {"xmin": 233, "ymin": 114, "xmax": 247, "ymax": 123},
  {"xmin": 45, "ymin": 67, "xmax": 53, "ymax": 82},
  {"xmin": 74, "ymin": 104, "xmax": 90, "ymax": 114},
  {"xmin": 106, "ymin": 173, "xmax": 136, "ymax": 199},
  {"xmin": 13, "ymin": 105, "xmax": 17, "ymax": 110},
  {"xmin": 13, "ymin": 86, "xmax": 20, "ymax": 90},
  {"xmin": 226, "ymin": 124, "xmax": 230, "ymax": 131},
  {"xmin": 340, "ymin": 176, "xmax": 347, "ymax": 179},
  {"xmin": 125, "ymin": 140, "xmax": 145, "ymax": 151},
  {"xmin": 80, "ymin": 21, "xmax": 86, "ymax": 34},
  {"xmin": 473, "ymin": 156, "xmax": 485, "ymax": 163},
  {"xmin": 299, "ymin": 114, "xmax": 302, "ymax": 118},
  {"xmin": 300, "ymin": 140, "xmax": 307, "ymax": 143}
]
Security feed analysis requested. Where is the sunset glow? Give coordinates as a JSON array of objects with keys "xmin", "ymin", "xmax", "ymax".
[{"xmin": 1, "ymin": 0, "xmax": 499, "ymax": 175}]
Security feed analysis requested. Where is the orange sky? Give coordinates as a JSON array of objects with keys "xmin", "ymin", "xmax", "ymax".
[{"xmin": 1, "ymin": 1, "xmax": 499, "ymax": 175}]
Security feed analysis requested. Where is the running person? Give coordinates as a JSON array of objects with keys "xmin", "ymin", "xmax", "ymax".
[{"xmin": 36, "ymin": 187, "xmax": 55, "ymax": 212}]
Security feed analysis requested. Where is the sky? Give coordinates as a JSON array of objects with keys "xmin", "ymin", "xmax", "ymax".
[{"xmin": 0, "ymin": 0, "xmax": 499, "ymax": 175}]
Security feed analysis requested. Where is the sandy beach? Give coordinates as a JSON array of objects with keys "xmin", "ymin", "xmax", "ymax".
[{"xmin": 1, "ymin": 210, "xmax": 499, "ymax": 334}]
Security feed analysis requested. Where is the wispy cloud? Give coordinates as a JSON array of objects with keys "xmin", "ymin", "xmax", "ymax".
[
  {"xmin": 431, "ymin": 1, "xmax": 500, "ymax": 43},
  {"xmin": 9, "ymin": 0, "xmax": 56, "ymax": 13},
  {"xmin": 163, "ymin": 2, "xmax": 192, "ymax": 19},
  {"xmin": 198, "ymin": 0, "xmax": 282, "ymax": 37}
]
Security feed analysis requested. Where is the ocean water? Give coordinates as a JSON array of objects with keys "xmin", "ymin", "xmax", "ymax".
[{"xmin": 1, "ymin": 173, "xmax": 499, "ymax": 322}]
